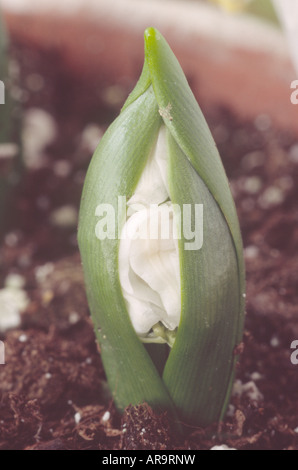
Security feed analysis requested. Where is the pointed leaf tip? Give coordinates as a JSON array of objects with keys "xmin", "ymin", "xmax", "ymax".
[
  {"xmin": 144, "ymin": 27, "xmax": 157, "ymax": 40},
  {"xmin": 144, "ymin": 27, "xmax": 162, "ymax": 48}
]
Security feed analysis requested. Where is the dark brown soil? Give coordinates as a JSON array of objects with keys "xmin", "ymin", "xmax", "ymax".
[{"xmin": 0, "ymin": 37, "xmax": 298, "ymax": 451}]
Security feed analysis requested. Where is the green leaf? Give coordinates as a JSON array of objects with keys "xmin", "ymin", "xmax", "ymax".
[
  {"xmin": 164, "ymin": 131, "xmax": 240, "ymax": 425},
  {"xmin": 78, "ymin": 86, "xmax": 177, "ymax": 417},
  {"xmin": 139, "ymin": 28, "xmax": 244, "ymax": 425}
]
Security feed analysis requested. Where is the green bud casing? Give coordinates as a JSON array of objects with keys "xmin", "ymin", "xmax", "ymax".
[{"xmin": 78, "ymin": 27, "xmax": 245, "ymax": 427}]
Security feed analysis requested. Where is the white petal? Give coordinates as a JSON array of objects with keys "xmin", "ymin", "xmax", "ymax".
[
  {"xmin": 119, "ymin": 126, "xmax": 181, "ymax": 338},
  {"xmin": 128, "ymin": 126, "xmax": 169, "ymax": 208}
]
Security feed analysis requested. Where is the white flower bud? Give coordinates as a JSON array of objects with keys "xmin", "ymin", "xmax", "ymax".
[{"xmin": 119, "ymin": 127, "xmax": 181, "ymax": 341}]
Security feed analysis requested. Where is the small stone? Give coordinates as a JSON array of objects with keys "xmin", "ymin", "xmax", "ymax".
[
  {"xmin": 22, "ymin": 108, "xmax": 57, "ymax": 169},
  {"xmin": 102, "ymin": 411, "xmax": 111, "ymax": 423},
  {"xmin": 0, "ymin": 143, "xmax": 19, "ymax": 160},
  {"xmin": 49, "ymin": 205, "xmax": 78, "ymax": 229},
  {"xmin": 259, "ymin": 187, "xmax": 285, "ymax": 209},
  {"xmin": 102, "ymin": 85, "xmax": 126, "ymax": 107},
  {"xmin": 232, "ymin": 380, "xmax": 264, "ymax": 402},
  {"xmin": 250, "ymin": 372, "xmax": 263, "ymax": 382},
  {"xmin": 18, "ymin": 254, "xmax": 32, "ymax": 268},
  {"xmin": 226, "ymin": 405, "xmax": 235, "ymax": 417},
  {"xmin": 53, "ymin": 160, "xmax": 72, "ymax": 178},
  {"xmin": 18, "ymin": 334, "xmax": 28, "ymax": 343},
  {"xmin": 244, "ymin": 245, "xmax": 259, "ymax": 260},
  {"xmin": 74, "ymin": 412, "xmax": 81, "ymax": 425},
  {"xmin": 270, "ymin": 336, "xmax": 280, "ymax": 348},
  {"xmin": 42, "ymin": 290, "xmax": 54, "ymax": 306},
  {"xmin": 5, "ymin": 232, "xmax": 19, "ymax": 247},
  {"xmin": 0, "ymin": 288, "xmax": 29, "ymax": 332},
  {"xmin": 254, "ymin": 114, "xmax": 271, "ymax": 132},
  {"xmin": 243, "ymin": 176, "xmax": 263, "ymax": 195},
  {"xmin": 35, "ymin": 263, "xmax": 54, "ymax": 284},
  {"xmin": 69, "ymin": 311, "xmax": 80, "ymax": 325},
  {"xmin": 81, "ymin": 124, "xmax": 103, "ymax": 153},
  {"xmin": 5, "ymin": 273, "xmax": 26, "ymax": 290}
]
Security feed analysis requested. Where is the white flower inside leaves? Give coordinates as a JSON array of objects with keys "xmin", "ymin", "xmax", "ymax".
[{"xmin": 119, "ymin": 126, "xmax": 181, "ymax": 344}]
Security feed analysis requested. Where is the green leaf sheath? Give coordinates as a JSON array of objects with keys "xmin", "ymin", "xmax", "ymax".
[
  {"xmin": 144, "ymin": 28, "xmax": 245, "ymax": 306},
  {"xmin": 164, "ymin": 132, "xmax": 240, "ymax": 426},
  {"xmin": 78, "ymin": 27, "xmax": 245, "ymax": 428},
  {"xmin": 78, "ymin": 87, "xmax": 177, "ymax": 416},
  {"xmin": 143, "ymin": 28, "xmax": 245, "ymax": 425}
]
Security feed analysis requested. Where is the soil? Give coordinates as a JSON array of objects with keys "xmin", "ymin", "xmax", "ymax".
[{"xmin": 0, "ymin": 36, "xmax": 298, "ymax": 451}]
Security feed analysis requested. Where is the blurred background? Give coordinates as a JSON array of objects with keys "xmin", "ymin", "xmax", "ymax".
[
  {"xmin": 0, "ymin": 0, "xmax": 298, "ymax": 451},
  {"xmin": 1, "ymin": 0, "xmax": 296, "ymax": 262}
]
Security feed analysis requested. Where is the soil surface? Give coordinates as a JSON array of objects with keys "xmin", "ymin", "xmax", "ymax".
[{"xmin": 0, "ymin": 37, "xmax": 298, "ymax": 451}]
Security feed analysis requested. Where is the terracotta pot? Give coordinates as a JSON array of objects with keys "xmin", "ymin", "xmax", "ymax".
[{"xmin": 2, "ymin": 0, "xmax": 298, "ymax": 134}]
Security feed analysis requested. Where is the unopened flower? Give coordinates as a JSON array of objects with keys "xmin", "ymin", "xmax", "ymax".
[
  {"xmin": 78, "ymin": 28, "xmax": 245, "ymax": 428},
  {"xmin": 119, "ymin": 126, "xmax": 181, "ymax": 345}
]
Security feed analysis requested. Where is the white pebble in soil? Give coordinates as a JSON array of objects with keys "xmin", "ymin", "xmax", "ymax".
[
  {"xmin": 232, "ymin": 379, "xmax": 264, "ymax": 403},
  {"xmin": 81, "ymin": 124, "xmax": 104, "ymax": 154},
  {"xmin": 53, "ymin": 160, "xmax": 72, "ymax": 178},
  {"xmin": 4, "ymin": 232, "xmax": 20, "ymax": 248},
  {"xmin": 101, "ymin": 411, "xmax": 111, "ymax": 423},
  {"xmin": 242, "ymin": 176, "xmax": 263, "ymax": 195},
  {"xmin": 254, "ymin": 114, "xmax": 271, "ymax": 132},
  {"xmin": 0, "ymin": 276, "xmax": 30, "ymax": 333},
  {"xmin": 226, "ymin": 404, "xmax": 235, "ymax": 418},
  {"xmin": 22, "ymin": 108, "xmax": 57, "ymax": 169},
  {"xmin": 5, "ymin": 273, "xmax": 26, "ymax": 290},
  {"xmin": 250, "ymin": 372, "xmax": 263, "ymax": 382},
  {"xmin": 244, "ymin": 245, "xmax": 260, "ymax": 260},
  {"xmin": 49, "ymin": 205, "xmax": 78, "ymax": 229},
  {"xmin": 69, "ymin": 311, "xmax": 80, "ymax": 325},
  {"xmin": 0, "ymin": 143, "xmax": 20, "ymax": 160},
  {"xmin": 18, "ymin": 334, "xmax": 28, "ymax": 343},
  {"xmin": 270, "ymin": 336, "xmax": 280, "ymax": 348},
  {"xmin": 35, "ymin": 263, "xmax": 54, "ymax": 284},
  {"xmin": 258, "ymin": 186, "xmax": 285, "ymax": 209}
]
